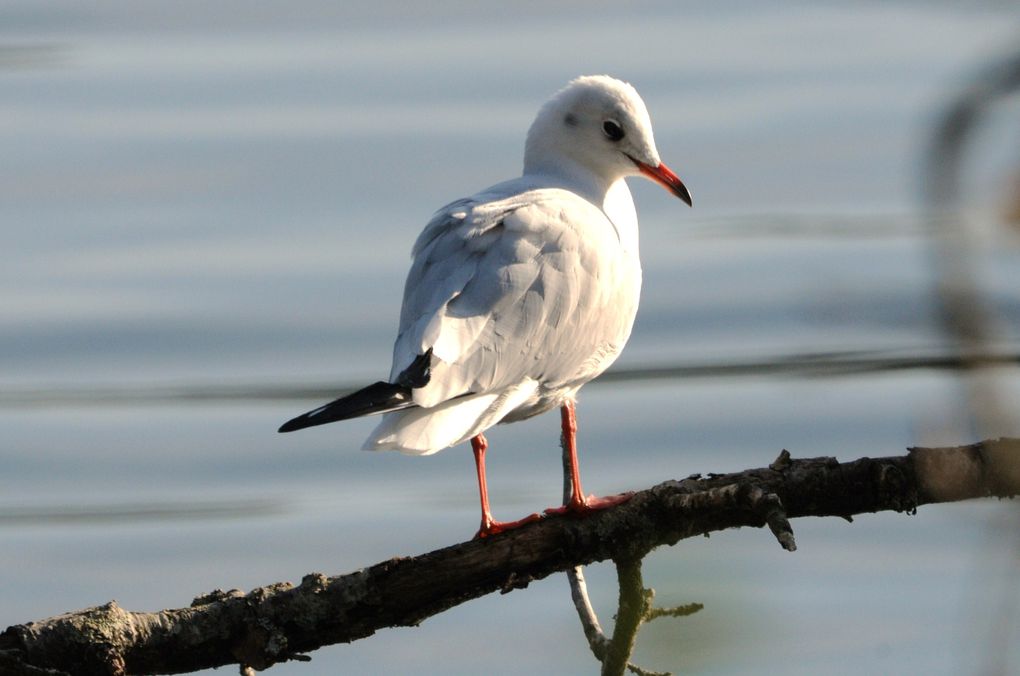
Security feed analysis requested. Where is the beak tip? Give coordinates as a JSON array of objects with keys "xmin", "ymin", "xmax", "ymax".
[
  {"xmin": 672, "ymin": 182, "xmax": 693, "ymax": 207},
  {"xmin": 633, "ymin": 157, "xmax": 692, "ymax": 208}
]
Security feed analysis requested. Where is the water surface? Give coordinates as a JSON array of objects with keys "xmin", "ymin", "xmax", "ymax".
[{"xmin": 3, "ymin": 3, "xmax": 1020, "ymax": 674}]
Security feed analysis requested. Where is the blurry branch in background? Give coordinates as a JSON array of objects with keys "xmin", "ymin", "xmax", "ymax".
[
  {"xmin": 1, "ymin": 439, "xmax": 1017, "ymax": 676},
  {"xmin": 925, "ymin": 46, "xmax": 1020, "ymax": 676},
  {"xmin": 924, "ymin": 46, "xmax": 1020, "ymax": 438}
]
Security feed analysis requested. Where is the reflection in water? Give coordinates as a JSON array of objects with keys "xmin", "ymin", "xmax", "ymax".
[
  {"xmin": 0, "ymin": 44, "xmax": 66, "ymax": 69},
  {"xmin": 0, "ymin": 498, "xmax": 288, "ymax": 526}
]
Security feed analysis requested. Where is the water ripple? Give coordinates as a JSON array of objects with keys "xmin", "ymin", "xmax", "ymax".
[{"xmin": 2, "ymin": 348, "xmax": 1018, "ymax": 408}]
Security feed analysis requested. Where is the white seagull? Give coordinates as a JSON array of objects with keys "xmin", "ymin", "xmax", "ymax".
[{"xmin": 280, "ymin": 75, "xmax": 691, "ymax": 537}]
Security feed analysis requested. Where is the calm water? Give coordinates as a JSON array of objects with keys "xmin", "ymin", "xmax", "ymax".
[{"xmin": 3, "ymin": 3, "xmax": 1020, "ymax": 674}]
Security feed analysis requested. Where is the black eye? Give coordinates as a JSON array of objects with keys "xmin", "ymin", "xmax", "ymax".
[{"xmin": 602, "ymin": 119, "xmax": 624, "ymax": 141}]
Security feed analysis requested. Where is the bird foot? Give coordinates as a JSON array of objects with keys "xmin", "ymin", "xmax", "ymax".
[
  {"xmin": 544, "ymin": 491, "xmax": 634, "ymax": 517},
  {"xmin": 474, "ymin": 511, "xmax": 544, "ymax": 539}
]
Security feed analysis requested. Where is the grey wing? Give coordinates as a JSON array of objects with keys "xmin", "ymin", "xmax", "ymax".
[
  {"xmin": 390, "ymin": 190, "xmax": 641, "ymax": 410},
  {"xmin": 389, "ymin": 197, "xmax": 511, "ymax": 383}
]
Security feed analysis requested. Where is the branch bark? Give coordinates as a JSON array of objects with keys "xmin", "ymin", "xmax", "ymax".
[{"xmin": 2, "ymin": 439, "xmax": 1017, "ymax": 676}]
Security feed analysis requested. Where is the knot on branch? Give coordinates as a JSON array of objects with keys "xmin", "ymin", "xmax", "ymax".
[
  {"xmin": 232, "ymin": 583, "xmax": 297, "ymax": 671},
  {"xmin": 769, "ymin": 449, "xmax": 793, "ymax": 471},
  {"xmin": 874, "ymin": 461, "xmax": 916, "ymax": 514},
  {"xmin": 191, "ymin": 589, "xmax": 244, "ymax": 607},
  {"xmin": 298, "ymin": 573, "xmax": 329, "ymax": 593}
]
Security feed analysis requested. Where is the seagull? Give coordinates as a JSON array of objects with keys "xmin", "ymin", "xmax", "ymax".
[{"xmin": 279, "ymin": 75, "xmax": 691, "ymax": 537}]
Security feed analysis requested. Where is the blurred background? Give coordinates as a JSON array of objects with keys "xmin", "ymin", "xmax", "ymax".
[{"xmin": 2, "ymin": 2, "xmax": 1019, "ymax": 674}]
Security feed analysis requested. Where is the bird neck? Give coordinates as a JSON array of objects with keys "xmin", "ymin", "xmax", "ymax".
[
  {"xmin": 523, "ymin": 152, "xmax": 615, "ymax": 208},
  {"xmin": 522, "ymin": 156, "xmax": 639, "ymax": 255},
  {"xmin": 604, "ymin": 179, "xmax": 639, "ymax": 255}
]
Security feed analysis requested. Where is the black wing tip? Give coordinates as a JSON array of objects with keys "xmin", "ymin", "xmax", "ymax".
[
  {"xmin": 276, "ymin": 406, "xmax": 340, "ymax": 434},
  {"xmin": 279, "ymin": 408, "xmax": 327, "ymax": 432},
  {"xmin": 278, "ymin": 417, "xmax": 305, "ymax": 433},
  {"xmin": 276, "ymin": 379, "xmax": 417, "ymax": 434}
]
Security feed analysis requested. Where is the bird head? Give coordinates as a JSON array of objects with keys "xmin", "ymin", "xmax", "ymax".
[{"xmin": 524, "ymin": 75, "xmax": 692, "ymax": 206}]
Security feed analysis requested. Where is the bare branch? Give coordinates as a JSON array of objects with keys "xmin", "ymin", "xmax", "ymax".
[{"xmin": 1, "ymin": 440, "xmax": 1016, "ymax": 675}]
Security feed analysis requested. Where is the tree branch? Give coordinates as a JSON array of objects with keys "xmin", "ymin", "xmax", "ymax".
[
  {"xmin": 2, "ymin": 439, "xmax": 1017, "ymax": 676},
  {"xmin": 602, "ymin": 558, "xmax": 649, "ymax": 676}
]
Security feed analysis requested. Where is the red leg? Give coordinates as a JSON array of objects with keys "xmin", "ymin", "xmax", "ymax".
[
  {"xmin": 472, "ymin": 434, "xmax": 542, "ymax": 538},
  {"xmin": 545, "ymin": 401, "xmax": 633, "ymax": 516}
]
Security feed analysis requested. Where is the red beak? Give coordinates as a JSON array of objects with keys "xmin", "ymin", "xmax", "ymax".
[{"xmin": 634, "ymin": 159, "xmax": 692, "ymax": 207}]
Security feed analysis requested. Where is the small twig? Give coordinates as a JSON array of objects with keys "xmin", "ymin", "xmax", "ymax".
[
  {"xmin": 567, "ymin": 567, "xmax": 609, "ymax": 659},
  {"xmin": 646, "ymin": 603, "xmax": 704, "ymax": 622},
  {"xmin": 627, "ymin": 664, "xmax": 672, "ymax": 676},
  {"xmin": 749, "ymin": 486, "xmax": 797, "ymax": 551}
]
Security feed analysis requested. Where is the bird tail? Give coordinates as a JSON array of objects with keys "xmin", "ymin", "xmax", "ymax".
[{"xmin": 278, "ymin": 381, "xmax": 416, "ymax": 433}]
